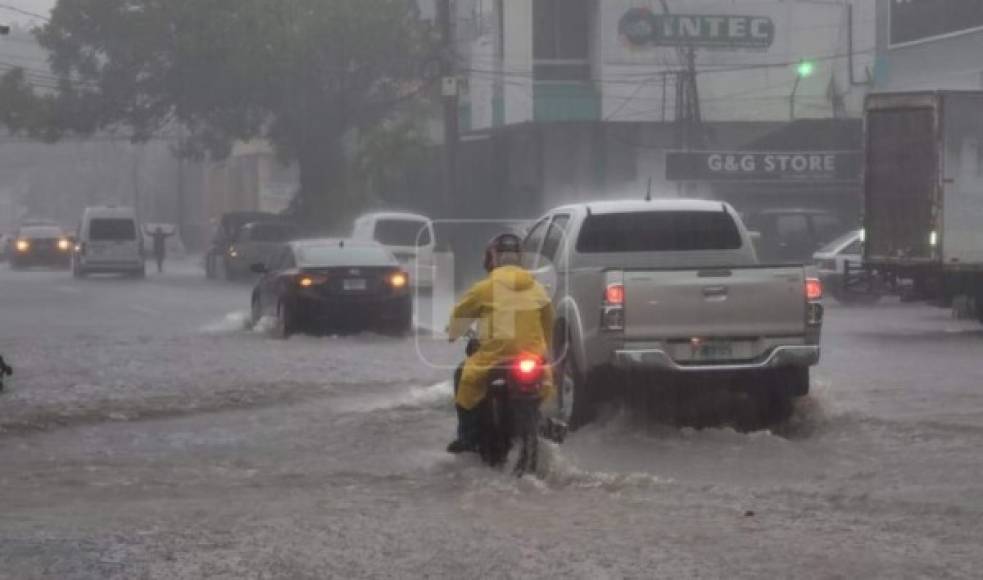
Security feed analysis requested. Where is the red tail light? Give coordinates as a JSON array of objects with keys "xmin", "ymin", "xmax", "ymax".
[
  {"xmin": 297, "ymin": 274, "xmax": 328, "ymax": 287},
  {"xmin": 605, "ymin": 283, "xmax": 625, "ymax": 305},
  {"xmin": 806, "ymin": 277, "xmax": 823, "ymax": 301},
  {"xmin": 511, "ymin": 355, "xmax": 544, "ymax": 384}
]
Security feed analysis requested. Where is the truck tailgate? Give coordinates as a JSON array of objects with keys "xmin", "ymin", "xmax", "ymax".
[{"xmin": 623, "ymin": 266, "xmax": 807, "ymax": 340}]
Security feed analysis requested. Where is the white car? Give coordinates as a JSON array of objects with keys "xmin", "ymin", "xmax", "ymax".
[
  {"xmin": 73, "ymin": 206, "xmax": 145, "ymax": 278},
  {"xmin": 812, "ymin": 229, "xmax": 879, "ymax": 304},
  {"xmin": 351, "ymin": 212, "xmax": 436, "ymax": 289}
]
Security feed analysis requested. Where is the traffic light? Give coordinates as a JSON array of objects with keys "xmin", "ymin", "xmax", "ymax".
[{"xmin": 796, "ymin": 59, "xmax": 815, "ymax": 78}]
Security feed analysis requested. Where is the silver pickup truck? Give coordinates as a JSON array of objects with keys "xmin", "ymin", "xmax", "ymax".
[{"xmin": 521, "ymin": 199, "xmax": 824, "ymax": 427}]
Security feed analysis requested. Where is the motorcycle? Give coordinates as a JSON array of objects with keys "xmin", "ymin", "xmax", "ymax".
[{"xmin": 457, "ymin": 334, "xmax": 567, "ymax": 476}]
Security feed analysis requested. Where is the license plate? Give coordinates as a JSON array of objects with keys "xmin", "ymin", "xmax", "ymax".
[
  {"xmin": 343, "ymin": 278, "xmax": 367, "ymax": 291},
  {"xmin": 698, "ymin": 342, "xmax": 733, "ymax": 360}
]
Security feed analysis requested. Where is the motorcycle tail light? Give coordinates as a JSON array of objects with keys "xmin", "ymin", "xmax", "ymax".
[{"xmin": 511, "ymin": 355, "xmax": 544, "ymax": 388}]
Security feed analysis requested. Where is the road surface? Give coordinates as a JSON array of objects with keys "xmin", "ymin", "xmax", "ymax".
[{"xmin": 1, "ymin": 259, "xmax": 982, "ymax": 578}]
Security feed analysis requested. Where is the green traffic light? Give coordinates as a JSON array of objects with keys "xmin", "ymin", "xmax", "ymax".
[{"xmin": 797, "ymin": 60, "xmax": 815, "ymax": 78}]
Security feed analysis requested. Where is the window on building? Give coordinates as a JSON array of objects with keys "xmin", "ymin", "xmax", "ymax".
[{"xmin": 533, "ymin": 0, "xmax": 590, "ymax": 81}]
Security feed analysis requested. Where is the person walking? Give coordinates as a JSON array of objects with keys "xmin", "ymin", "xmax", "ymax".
[{"xmin": 146, "ymin": 225, "xmax": 175, "ymax": 273}]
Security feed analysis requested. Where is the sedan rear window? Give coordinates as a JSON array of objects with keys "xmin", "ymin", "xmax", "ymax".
[
  {"xmin": 576, "ymin": 211, "xmax": 743, "ymax": 253},
  {"xmin": 90, "ymin": 219, "xmax": 136, "ymax": 241},
  {"xmin": 373, "ymin": 220, "xmax": 432, "ymax": 247},
  {"xmin": 296, "ymin": 245, "xmax": 396, "ymax": 267},
  {"xmin": 247, "ymin": 224, "xmax": 296, "ymax": 242}
]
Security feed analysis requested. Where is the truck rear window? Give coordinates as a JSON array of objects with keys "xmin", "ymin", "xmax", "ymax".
[
  {"xmin": 90, "ymin": 219, "xmax": 136, "ymax": 241},
  {"xmin": 576, "ymin": 211, "xmax": 742, "ymax": 253}
]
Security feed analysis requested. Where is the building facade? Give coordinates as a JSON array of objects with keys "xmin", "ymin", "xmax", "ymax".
[
  {"xmin": 451, "ymin": 0, "xmax": 875, "ymax": 228},
  {"xmin": 873, "ymin": 0, "xmax": 983, "ymax": 91}
]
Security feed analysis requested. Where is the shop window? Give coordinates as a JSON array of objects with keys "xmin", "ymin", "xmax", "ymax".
[{"xmin": 533, "ymin": 0, "xmax": 590, "ymax": 81}]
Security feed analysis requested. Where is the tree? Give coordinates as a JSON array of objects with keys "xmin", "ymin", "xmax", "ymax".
[{"xmin": 1, "ymin": 0, "xmax": 436, "ymax": 226}]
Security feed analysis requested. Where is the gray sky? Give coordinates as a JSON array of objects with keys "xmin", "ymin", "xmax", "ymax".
[{"xmin": 1, "ymin": 0, "xmax": 54, "ymax": 25}]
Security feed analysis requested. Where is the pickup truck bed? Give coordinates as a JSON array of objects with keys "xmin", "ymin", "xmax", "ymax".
[{"xmin": 522, "ymin": 199, "xmax": 824, "ymax": 427}]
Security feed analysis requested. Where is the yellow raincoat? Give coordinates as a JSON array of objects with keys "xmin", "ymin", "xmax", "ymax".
[{"xmin": 448, "ymin": 265, "xmax": 555, "ymax": 410}]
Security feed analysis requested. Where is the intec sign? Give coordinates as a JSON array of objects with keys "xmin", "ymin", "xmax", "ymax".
[{"xmin": 619, "ymin": 8, "xmax": 774, "ymax": 49}]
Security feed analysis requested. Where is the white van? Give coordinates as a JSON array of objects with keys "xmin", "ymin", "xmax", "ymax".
[
  {"xmin": 352, "ymin": 212, "xmax": 436, "ymax": 288},
  {"xmin": 74, "ymin": 206, "xmax": 145, "ymax": 278}
]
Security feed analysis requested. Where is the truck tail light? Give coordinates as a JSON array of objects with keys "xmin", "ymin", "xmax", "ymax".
[
  {"xmin": 805, "ymin": 277, "xmax": 824, "ymax": 326},
  {"xmin": 806, "ymin": 277, "xmax": 823, "ymax": 301},
  {"xmin": 605, "ymin": 283, "xmax": 625, "ymax": 305},
  {"xmin": 602, "ymin": 275, "xmax": 625, "ymax": 331}
]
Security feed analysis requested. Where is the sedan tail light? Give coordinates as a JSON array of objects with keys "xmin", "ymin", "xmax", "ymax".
[
  {"xmin": 388, "ymin": 271, "xmax": 409, "ymax": 290},
  {"xmin": 297, "ymin": 274, "xmax": 328, "ymax": 287}
]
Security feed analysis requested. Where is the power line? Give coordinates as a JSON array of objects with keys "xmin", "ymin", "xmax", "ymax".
[{"xmin": 0, "ymin": 3, "xmax": 50, "ymax": 22}]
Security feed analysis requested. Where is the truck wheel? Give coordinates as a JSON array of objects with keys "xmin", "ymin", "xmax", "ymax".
[
  {"xmin": 757, "ymin": 367, "xmax": 807, "ymax": 426},
  {"xmin": 554, "ymin": 330, "xmax": 594, "ymax": 429},
  {"xmin": 765, "ymin": 366, "xmax": 809, "ymax": 398}
]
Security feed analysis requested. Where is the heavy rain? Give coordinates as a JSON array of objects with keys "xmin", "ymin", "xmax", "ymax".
[{"xmin": 1, "ymin": 1, "xmax": 982, "ymax": 578}]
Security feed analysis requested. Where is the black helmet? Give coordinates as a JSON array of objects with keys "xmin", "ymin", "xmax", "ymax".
[{"xmin": 483, "ymin": 232, "xmax": 523, "ymax": 272}]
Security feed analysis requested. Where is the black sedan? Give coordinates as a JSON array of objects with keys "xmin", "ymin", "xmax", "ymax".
[
  {"xmin": 250, "ymin": 239, "xmax": 412, "ymax": 337},
  {"xmin": 9, "ymin": 225, "xmax": 73, "ymax": 269}
]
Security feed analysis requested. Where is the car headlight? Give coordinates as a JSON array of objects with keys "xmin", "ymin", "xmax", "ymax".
[
  {"xmin": 15, "ymin": 239, "xmax": 29, "ymax": 252},
  {"xmin": 57, "ymin": 239, "xmax": 71, "ymax": 251}
]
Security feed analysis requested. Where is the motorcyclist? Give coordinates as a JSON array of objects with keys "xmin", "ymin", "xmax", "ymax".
[{"xmin": 446, "ymin": 233, "xmax": 555, "ymax": 453}]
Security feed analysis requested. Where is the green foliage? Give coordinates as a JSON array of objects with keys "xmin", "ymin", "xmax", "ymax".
[
  {"xmin": 2, "ymin": 0, "xmax": 436, "ymax": 221},
  {"xmin": 353, "ymin": 117, "xmax": 432, "ymax": 203}
]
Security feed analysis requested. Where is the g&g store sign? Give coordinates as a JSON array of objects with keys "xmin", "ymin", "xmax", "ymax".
[
  {"xmin": 665, "ymin": 151, "xmax": 863, "ymax": 183},
  {"xmin": 618, "ymin": 8, "xmax": 775, "ymax": 49}
]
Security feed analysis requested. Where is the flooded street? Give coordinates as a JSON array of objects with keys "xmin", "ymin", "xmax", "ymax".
[{"xmin": 1, "ymin": 262, "xmax": 981, "ymax": 579}]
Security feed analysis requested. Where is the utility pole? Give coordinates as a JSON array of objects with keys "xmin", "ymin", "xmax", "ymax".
[
  {"xmin": 675, "ymin": 46, "xmax": 703, "ymax": 152},
  {"xmin": 437, "ymin": 0, "xmax": 459, "ymax": 212},
  {"xmin": 176, "ymin": 124, "xmax": 186, "ymax": 244}
]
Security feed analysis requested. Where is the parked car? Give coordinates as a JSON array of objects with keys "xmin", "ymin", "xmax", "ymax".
[
  {"xmin": 352, "ymin": 212, "xmax": 437, "ymax": 289},
  {"xmin": 205, "ymin": 211, "xmax": 282, "ymax": 279},
  {"xmin": 73, "ymin": 206, "xmax": 145, "ymax": 278},
  {"xmin": 249, "ymin": 239, "xmax": 412, "ymax": 337},
  {"xmin": 522, "ymin": 199, "xmax": 824, "ymax": 428},
  {"xmin": 225, "ymin": 221, "xmax": 299, "ymax": 280},
  {"xmin": 9, "ymin": 224, "xmax": 73, "ymax": 269},
  {"xmin": 813, "ymin": 229, "xmax": 881, "ymax": 305},
  {"xmin": 743, "ymin": 208, "xmax": 845, "ymax": 264}
]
